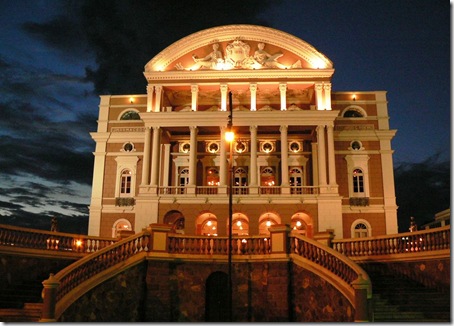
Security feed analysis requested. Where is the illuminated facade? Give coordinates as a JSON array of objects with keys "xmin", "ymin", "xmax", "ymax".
[{"xmin": 88, "ymin": 25, "xmax": 398, "ymax": 239}]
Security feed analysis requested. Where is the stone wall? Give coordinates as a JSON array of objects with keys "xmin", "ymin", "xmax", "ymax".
[{"xmin": 59, "ymin": 262, "xmax": 147, "ymax": 322}]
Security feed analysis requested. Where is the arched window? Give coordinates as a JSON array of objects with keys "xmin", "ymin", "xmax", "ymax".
[
  {"xmin": 343, "ymin": 109, "xmax": 363, "ymax": 118},
  {"xmin": 201, "ymin": 218, "xmax": 218, "ymax": 236},
  {"xmin": 207, "ymin": 167, "xmax": 220, "ymax": 186},
  {"xmin": 289, "ymin": 167, "xmax": 303, "ymax": 193},
  {"xmin": 353, "ymin": 168, "xmax": 364, "ymax": 193},
  {"xmin": 120, "ymin": 169, "xmax": 132, "ymax": 195},
  {"xmin": 351, "ymin": 220, "xmax": 372, "ymax": 238},
  {"xmin": 112, "ymin": 219, "xmax": 132, "ymax": 238},
  {"xmin": 120, "ymin": 110, "xmax": 141, "ymax": 120},
  {"xmin": 342, "ymin": 106, "xmax": 367, "ymax": 118},
  {"xmin": 258, "ymin": 213, "xmax": 280, "ymax": 236},
  {"xmin": 232, "ymin": 213, "xmax": 249, "ymax": 236},
  {"xmin": 261, "ymin": 167, "xmax": 275, "ymax": 187},
  {"xmin": 234, "ymin": 167, "xmax": 248, "ymax": 186}
]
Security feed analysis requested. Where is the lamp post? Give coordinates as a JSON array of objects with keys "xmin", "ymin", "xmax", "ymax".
[{"xmin": 225, "ymin": 91, "xmax": 234, "ymax": 322}]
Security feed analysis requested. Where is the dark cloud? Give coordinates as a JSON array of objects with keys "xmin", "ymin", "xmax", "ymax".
[{"xmin": 0, "ymin": 0, "xmax": 449, "ymax": 236}]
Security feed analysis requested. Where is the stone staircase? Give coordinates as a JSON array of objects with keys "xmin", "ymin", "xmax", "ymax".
[
  {"xmin": 0, "ymin": 279, "xmax": 44, "ymax": 322},
  {"xmin": 0, "ymin": 303, "xmax": 42, "ymax": 322},
  {"xmin": 364, "ymin": 266, "xmax": 451, "ymax": 322}
]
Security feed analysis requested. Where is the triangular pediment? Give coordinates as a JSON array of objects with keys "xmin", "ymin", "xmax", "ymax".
[{"xmin": 145, "ymin": 25, "xmax": 333, "ymax": 73}]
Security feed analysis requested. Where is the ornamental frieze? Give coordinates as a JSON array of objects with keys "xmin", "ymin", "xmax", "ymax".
[{"xmin": 175, "ymin": 39, "xmax": 301, "ymax": 71}]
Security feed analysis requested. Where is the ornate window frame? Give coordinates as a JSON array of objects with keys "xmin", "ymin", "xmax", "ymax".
[
  {"xmin": 351, "ymin": 219, "xmax": 372, "ymax": 238},
  {"xmin": 114, "ymin": 156, "xmax": 139, "ymax": 198}
]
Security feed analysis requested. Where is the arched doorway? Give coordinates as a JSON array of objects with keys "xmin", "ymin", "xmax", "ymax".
[
  {"xmin": 163, "ymin": 210, "xmax": 185, "ymax": 234},
  {"xmin": 205, "ymin": 271, "xmax": 229, "ymax": 321}
]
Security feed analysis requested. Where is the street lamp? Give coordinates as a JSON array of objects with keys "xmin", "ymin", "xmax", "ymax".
[{"xmin": 226, "ymin": 91, "xmax": 234, "ymax": 322}]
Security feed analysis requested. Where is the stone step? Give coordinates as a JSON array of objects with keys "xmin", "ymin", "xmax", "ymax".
[{"xmin": 0, "ymin": 304, "xmax": 42, "ymax": 323}]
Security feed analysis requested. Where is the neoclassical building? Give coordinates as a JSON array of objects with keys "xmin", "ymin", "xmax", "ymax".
[{"xmin": 88, "ymin": 25, "xmax": 398, "ymax": 239}]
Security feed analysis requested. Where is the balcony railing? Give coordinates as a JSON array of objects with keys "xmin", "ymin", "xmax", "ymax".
[
  {"xmin": 331, "ymin": 226, "xmax": 450, "ymax": 257},
  {"xmin": 158, "ymin": 185, "xmax": 319, "ymax": 196},
  {"xmin": 0, "ymin": 223, "xmax": 117, "ymax": 253}
]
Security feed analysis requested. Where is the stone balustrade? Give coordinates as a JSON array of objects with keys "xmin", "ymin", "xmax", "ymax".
[
  {"xmin": 331, "ymin": 225, "xmax": 450, "ymax": 257},
  {"xmin": 0, "ymin": 223, "xmax": 116, "ymax": 253}
]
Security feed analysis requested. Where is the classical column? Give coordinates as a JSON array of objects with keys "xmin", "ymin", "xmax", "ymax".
[
  {"xmin": 154, "ymin": 85, "xmax": 163, "ymax": 112},
  {"xmin": 188, "ymin": 126, "xmax": 198, "ymax": 186},
  {"xmin": 315, "ymin": 83, "xmax": 324, "ymax": 110},
  {"xmin": 191, "ymin": 84, "xmax": 198, "ymax": 111},
  {"xmin": 279, "ymin": 83, "xmax": 287, "ymax": 111},
  {"xmin": 220, "ymin": 84, "xmax": 228, "ymax": 111},
  {"xmin": 146, "ymin": 85, "xmax": 154, "ymax": 112},
  {"xmin": 323, "ymin": 83, "xmax": 332, "ymax": 110},
  {"xmin": 316, "ymin": 125, "xmax": 327, "ymax": 186},
  {"xmin": 150, "ymin": 126, "xmax": 161, "ymax": 187},
  {"xmin": 280, "ymin": 125, "xmax": 289, "ymax": 187},
  {"xmin": 162, "ymin": 143, "xmax": 171, "ymax": 187},
  {"xmin": 249, "ymin": 125, "xmax": 258, "ymax": 186},
  {"xmin": 326, "ymin": 123, "xmax": 337, "ymax": 187},
  {"xmin": 141, "ymin": 127, "xmax": 151, "ymax": 185},
  {"xmin": 250, "ymin": 83, "xmax": 257, "ymax": 111},
  {"xmin": 311, "ymin": 142, "xmax": 319, "ymax": 186}
]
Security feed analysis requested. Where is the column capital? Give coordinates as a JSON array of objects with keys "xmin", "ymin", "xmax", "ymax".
[
  {"xmin": 279, "ymin": 125, "xmax": 288, "ymax": 132},
  {"xmin": 323, "ymin": 83, "xmax": 332, "ymax": 91},
  {"xmin": 220, "ymin": 84, "xmax": 228, "ymax": 92},
  {"xmin": 191, "ymin": 84, "xmax": 199, "ymax": 92},
  {"xmin": 189, "ymin": 125, "xmax": 198, "ymax": 132},
  {"xmin": 155, "ymin": 85, "xmax": 163, "ymax": 92},
  {"xmin": 314, "ymin": 83, "xmax": 323, "ymax": 91},
  {"xmin": 249, "ymin": 125, "xmax": 257, "ymax": 132},
  {"xmin": 147, "ymin": 85, "xmax": 154, "ymax": 93},
  {"xmin": 249, "ymin": 83, "xmax": 257, "ymax": 92},
  {"xmin": 279, "ymin": 83, "xmax": 287, "ymax": 91}
]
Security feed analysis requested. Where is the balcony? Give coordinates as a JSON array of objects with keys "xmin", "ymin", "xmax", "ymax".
[{"xmin": 157, "ymin": 185, "xmax": 319, "ymax": 196}]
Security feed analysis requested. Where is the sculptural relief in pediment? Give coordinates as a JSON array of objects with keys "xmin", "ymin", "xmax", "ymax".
[{"xmin": 175, "ymin": 39, "xmax": 301, "ymax": 71}]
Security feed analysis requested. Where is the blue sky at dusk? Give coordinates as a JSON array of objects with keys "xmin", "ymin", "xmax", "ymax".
[{"xmin": 0, "ymin": 0, "xmax": 450, "ymax": 233}]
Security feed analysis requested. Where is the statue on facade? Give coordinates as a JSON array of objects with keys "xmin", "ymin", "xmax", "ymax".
[
  {"xmin": 51, "ymin": 216, "xmax": 58, "ymax": 232},
  {"xmin": 175, "ymin": 40, "xmax": 302, "ymax": 71},
  {"xmin": 176, "ymin": 43, "xmax": 224, "ymax": 70},
  {"xmin": 409, "ymin": 216, "xmax": 417, "ymax": 232}
]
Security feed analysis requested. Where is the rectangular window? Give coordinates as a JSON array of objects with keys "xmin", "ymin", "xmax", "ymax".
[{"xmin": 121, "ymin": 175, "xmax": 131, "ymax": 194}]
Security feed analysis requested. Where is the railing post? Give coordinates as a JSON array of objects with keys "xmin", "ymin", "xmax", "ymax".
[
  {"xmin": 149, "ymin": 223, "xmax": 173, "ymax": 252},
  {"xmin": 268, "ymin": 224, "xmax": 292, "ymax": 254},
  {"xmin": 40, "ymin": 273, "xmax": 60, "ymax": 322},
  {"xmin": 351, "ymin": 273, "xmax": 371, "ymax": 322},
  {"xmin": 313, "ymin": 229, "xmax": 335, "ymax": 247}
]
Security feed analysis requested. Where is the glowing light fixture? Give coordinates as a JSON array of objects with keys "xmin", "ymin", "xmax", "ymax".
[
  {"xmin": 129, "ymin": 97, "xmax": 134, "ymax": 104},
  {"xmin": 225, "ymin": 131, "xmax": 235, "ymax": 143}
]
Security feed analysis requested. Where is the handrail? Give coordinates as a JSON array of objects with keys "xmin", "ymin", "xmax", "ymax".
[
  {"xmin": 49, "ymin": 231, "xmax": 150, "ymax": 320},
  {"xmin": 290, "ymin": 232, "xmax": 372, "ymax": 300},
  {"xmin": 0, "ymin": 223, "xmax": 117, "ymax": 253},
  {"xmin": 332, "ymin": 225, "xmax": 450, "ymax": 257},
  {"xmin": 158, "ymin": 185, "xmax": 319, "ymax": 196},
  {"xmin": 168, "ymin": 234, "xmax": 271, "ymax": 255}
]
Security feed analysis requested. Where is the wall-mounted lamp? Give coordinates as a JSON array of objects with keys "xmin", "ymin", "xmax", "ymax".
[
  {"xmin": 352, "ymin": 94, "xmax": 356, "ymax": 101},
  {"xmin": 129, "ymin": 97, "xmax": 134, "ymax": 104}
]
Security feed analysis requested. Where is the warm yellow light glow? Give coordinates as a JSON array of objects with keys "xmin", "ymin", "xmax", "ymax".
[
  {"xmin": 225, "ymin": 131, "xmax": 235, "ymax": 142},
  {"xmin": 296, "ymin": 221, "xmax": 302, "ymax": 227},
  {"xmin": 266, "ymin": 221, "xmax": 272, "ymax": 227},
  {"xmin": 352, "ymin": 94, "xmax": 356, "ymax": 101},
  {"xmin": 75, "ymin": 240, "xmax": 83, "ymax": 247},
  {"xmin": 236, "ymin": 221, "xmax": 242, "ymax": 226},
  {"xmin": 207, "ymin": 220, "xmax": 212, "ymax": 226},
  {"xmin": 129, "ymin": 97, "xmax": 134, "ymax": 104}
]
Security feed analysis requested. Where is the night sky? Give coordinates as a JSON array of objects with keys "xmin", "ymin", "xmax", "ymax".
[{"xmin": 0, "ymin": 0, "xmax": 450, "ymax": 234}]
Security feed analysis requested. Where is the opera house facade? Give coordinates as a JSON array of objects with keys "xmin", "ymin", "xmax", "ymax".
[{"xmin": 87, "ymin": 25, "xmax": 398, "ymax": 240}]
